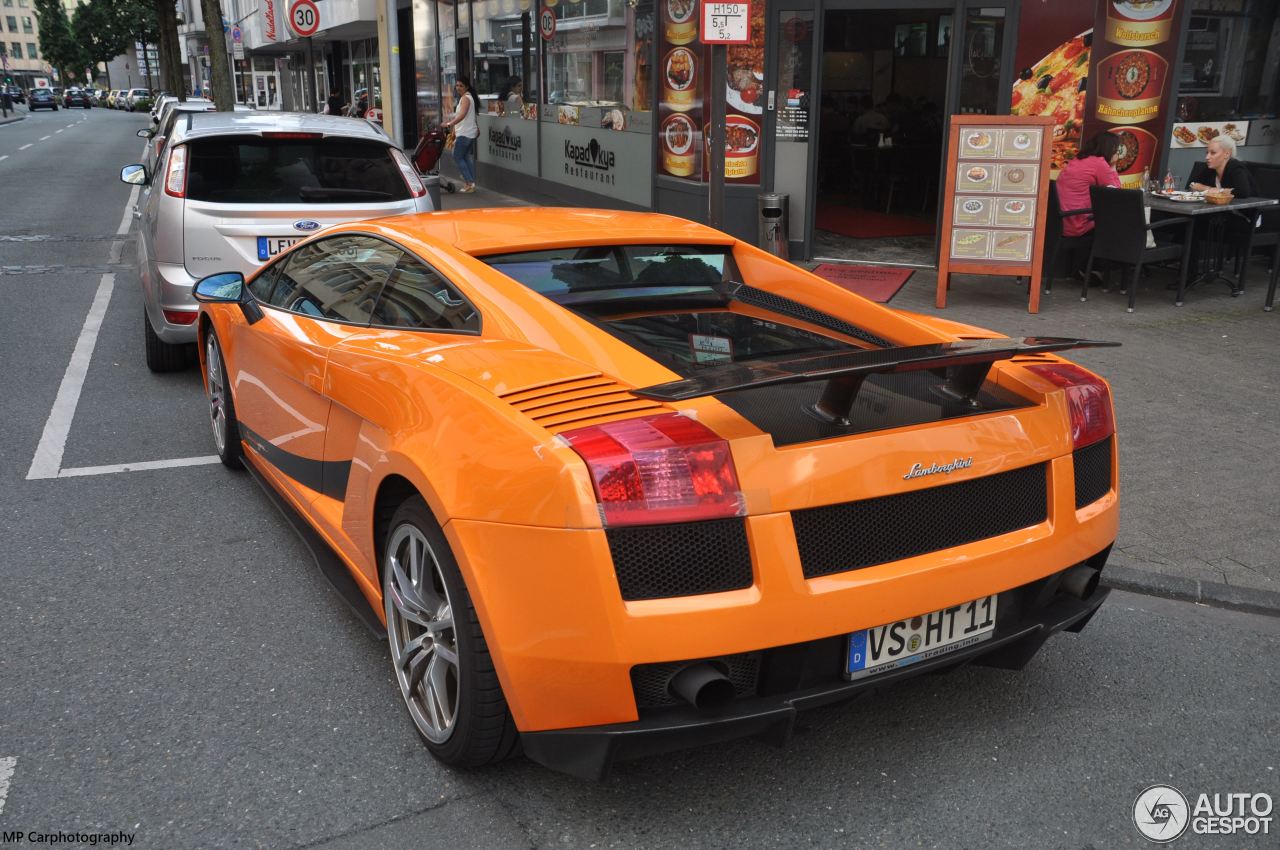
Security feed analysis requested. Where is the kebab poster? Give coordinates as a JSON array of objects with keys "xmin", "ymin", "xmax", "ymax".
[
  {"xmin": 1083, "ymin": 0, "xmax": 1191, "ymax": 189},
  {"xmin": 657, "ymin": 0, "xmax": 766, "ymax": 183}
]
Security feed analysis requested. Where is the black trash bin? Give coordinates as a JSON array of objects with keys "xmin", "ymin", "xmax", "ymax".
[{"xmin": 758, "ymin": 193, "xmax": 789, "ymax": 259}]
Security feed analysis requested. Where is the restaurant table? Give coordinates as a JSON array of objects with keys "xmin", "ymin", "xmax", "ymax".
[{"xmin": 1145, "ymin": 194, "xmax": 1280, "ymax": 305}]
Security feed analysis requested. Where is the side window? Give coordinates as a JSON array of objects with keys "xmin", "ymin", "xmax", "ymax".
[
  {"xmin": 369, "ymin": 256, "xmax": 481, "ymax": 333},
  {"xmin": 248, "ymin": 260, "xmax": 282, "ymax": 302},
  {"xmin": 267, "ymin": 235, "xmax": 402, "ymax": 325}
]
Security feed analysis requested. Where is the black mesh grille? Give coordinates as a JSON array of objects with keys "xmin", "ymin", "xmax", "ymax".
[
  {"xmin": 1073, "ymin": 437, "xmax": 1112, "ymax": 508},
  {"xmin": 630, "ymin": 653, "xmax": 762, "ymax": 708},
  {"xmin": 606, "ymin": 517, "xmax": 753, "ymax": 601},
  {"xmin": 734, "ymin": 284, "xmax": 892, "ymax": 347},
  {"xmin": 793, "ymin": 463, "xmax": 1048, "ymax": 579}
]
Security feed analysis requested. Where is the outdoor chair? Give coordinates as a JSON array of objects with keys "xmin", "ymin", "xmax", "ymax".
[
  {"xmin": 1082, "ymin": 186, "xmax": 1192, "ymax": 312},
  {"xmin": 1042, "ymin": 181, "xmax": 1093, "ymax": 293}
]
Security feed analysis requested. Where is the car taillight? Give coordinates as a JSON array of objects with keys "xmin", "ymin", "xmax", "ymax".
[
  {"xmin": 389, "ymin": 148, "xmax": 427, "ymax": 199},
  {"xmin": 560, "ymin": 413, "xmax": 745, "ymax": 527},
  {"xmin": 262, "ymin": 132, "xmax": 322, "ymax": 139},
  {"xmin": 164, "ymin": 144, "xmax": 187, "ymax": 198},
  {"xmin": 1025, "ymin": 363, "xmax": 1115, "ymax": 449},
  {"xmin": 163, "ymin": 310, "xmax": 198, "ymax": 325}
]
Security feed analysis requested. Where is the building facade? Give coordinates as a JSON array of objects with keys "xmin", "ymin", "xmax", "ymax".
[{"xmin": 2, "ymin": 0, "xmax": 44, "ymax": 89}]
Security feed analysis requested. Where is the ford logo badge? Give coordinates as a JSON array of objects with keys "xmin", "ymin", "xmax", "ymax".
[{"xmin": 293, "ymin": 220, "xmax": 321, "ymax": 232}]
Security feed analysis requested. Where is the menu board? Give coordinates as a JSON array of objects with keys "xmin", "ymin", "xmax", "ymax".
[{"xmin": 936, "ymin": 115, "xmax": 1054, "ymax": 314}]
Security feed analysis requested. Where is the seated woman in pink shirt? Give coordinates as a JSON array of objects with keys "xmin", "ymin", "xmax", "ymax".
[{"xmin": 1056, "ymin": 131, "xmax": 1123, "ymax": 238}]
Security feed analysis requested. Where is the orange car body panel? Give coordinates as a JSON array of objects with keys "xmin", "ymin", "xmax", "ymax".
[{"xmin": 198, "ymin": 209, "xmax": 1120, "ymax": 734}]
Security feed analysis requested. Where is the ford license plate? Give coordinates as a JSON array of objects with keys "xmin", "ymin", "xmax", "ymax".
[
  {"xmin": 257, "ymin": 236, "xmax": 301, "ymax": 261},
  {"xmin": 846, "ymin": 595, "xmax": 997, "ymax": 681}
]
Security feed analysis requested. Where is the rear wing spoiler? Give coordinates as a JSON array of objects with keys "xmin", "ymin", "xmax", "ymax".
[{"xmin": 634, "ymin": 337, "xmax": 1119, "ymax": 425}]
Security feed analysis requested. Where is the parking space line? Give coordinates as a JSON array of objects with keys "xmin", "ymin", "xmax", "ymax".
[
  {"xmin": 0, "ymin": 756, "xmax": 15, "ymax": 816},
  {"xmin": 39, "ymin": 135, "xmax": 51, "ymax": 140},
  {"xmin": 0, "ymin": 155, "xmax": 7, "ymax": 162},
  {"xmin": 118, "ymin": 185, "xmax": 139, "ymax": 235},
  {"xmin": 59, "ymin": 456, "xmax": 222, "ymax": 477},
  {"xmin": 56, "ymin": 128, "xmax": 64, "ymax": 134},
  {"xmin": 19, "ymin": 143, "xmax": 32, "ymax": 150},
  {"xmin": 26, "ymin": 274, "xmax": 115, "ymax": 480}
]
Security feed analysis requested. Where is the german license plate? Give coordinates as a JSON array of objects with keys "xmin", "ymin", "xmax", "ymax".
[
  {"xmin": 257, "ymin": 236, "xmax": 301, "ymax": 261},
  {"xmin": 846, "ymin": 595, "xmax": 998, "ymax": 681}
]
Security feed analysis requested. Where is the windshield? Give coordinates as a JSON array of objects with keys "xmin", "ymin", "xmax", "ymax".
[
  {"xmin": 184, "ymin": 135, "xmax": 410, "ymax": 204},
  {"xmin": 479, "ymin": 245, "xmax": 735, "ymax": 307}
]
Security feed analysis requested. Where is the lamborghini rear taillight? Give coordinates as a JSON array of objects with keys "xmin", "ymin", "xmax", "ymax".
[
  {"xmin": 560, "ymin": 413, "xmax": 745, "ymax": 527},
  {"xmin": 164, "ymin": 144, "xmax": 187, "ymax": 198},
  {"xmin": 1026, "ymin": 363, "xmax": 1115, "ymax": 449},
  {"xmin": 389, "ymin": 147, "xmax": 427, "ymax": 198}
]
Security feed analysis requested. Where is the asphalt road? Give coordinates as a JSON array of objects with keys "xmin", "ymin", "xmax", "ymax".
[{"xmin": 0, "ymin": 109, "xmax": 1276, "ymax": 850}]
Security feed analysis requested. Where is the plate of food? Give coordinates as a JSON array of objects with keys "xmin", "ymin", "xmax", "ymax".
[
  {"xmin": 1112, "ymin": 0, "xmax": 1174, "ymax": 21},
  {"xmin": 1156, "ymin": 190, "xmax": 1205, "ymax": 203},
  {"xmin": 1173, "ymin": 125, "xmax": 1197, "ymax": 146},
  {"xmin": 1197, "ymin": 125, "xmax": 1220, "ymax": 144},
  {"xmin": 726, "ymin": 73, "xmax": 763, "ymax": 114},
  {"xmin": 1222, "ymin": 123, "xmax": 1246, "ymax": 143}
]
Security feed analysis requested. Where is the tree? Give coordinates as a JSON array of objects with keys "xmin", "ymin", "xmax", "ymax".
[
  {"xmin": 34, "ymin": 0, "xmax": 86, "ymax": 84},
  {"xmin": 154, "ymin": 0, "xmax": 183, "ymax": 99},
  {"xmin": 72, "ymin": 0, "xmax": 130, "ymax": 89},
  {"xmin": 199, "ymin": 0, "xmax": 233, "ymax": 109}
]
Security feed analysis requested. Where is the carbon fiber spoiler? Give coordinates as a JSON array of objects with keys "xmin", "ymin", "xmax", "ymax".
[{"xmin": 633, "ymin": 337, "xmax": 1119, "ymax": 425}]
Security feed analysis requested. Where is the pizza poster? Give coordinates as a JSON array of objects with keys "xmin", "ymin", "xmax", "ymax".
[
  {"xmin": 945, "ymin": 121, "xmax": 1047, "ymax": 265},
  {"xmin": 1082, "ymin": 0, "xmax": 1193, "ymax": 189},
  {"xmin": 657, "ymin": 0, "xmax": 765, "ymax": 184},
  {"xmin": 1009, "ymin": 4, "xmax": 1094, "ymax": 172}
]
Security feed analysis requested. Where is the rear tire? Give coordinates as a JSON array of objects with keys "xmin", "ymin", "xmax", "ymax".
[
  {"xmin": 143, "ymin": 309, "xmax": 189, "ymax": 373},
  {"xmin": 382, "ymin": 496, "xmax": 519, "ymax": 768}
]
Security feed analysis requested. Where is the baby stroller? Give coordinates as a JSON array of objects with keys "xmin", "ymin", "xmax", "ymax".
[{"xmin": 411, "ymin": 127, "xmax": 456, "ymax": 193}]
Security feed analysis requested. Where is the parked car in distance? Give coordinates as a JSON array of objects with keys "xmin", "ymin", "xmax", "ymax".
[
  {"xmin": 120, "ymin": 112, "xmax": 435, "ymax": 371},
  {"xmin": 124, "ymin": 88, "xmax": 150, "ymax": 111},
  {"xmin": 189, "ymin": 208, "xmax": 1120, "ymax": 779},
  {"xmin": 107, "ymin": 90, "xmax": 121, "ymax": 108},
  {"xmin": 3, "ymin": 85, "xmax": 25, "ymax": 104},
  {"xmin": 138, "ymin": 101, "xmax": 248, "ymax": 175},
  {"xmin": 63, "ymin": 88, "xmax": 93, "ymax": 108},
  {"xmin": 28, "ymin": 88, "xmax": 57, "ymax": 111},
  {"xmin": 151, "ymin": 95, "xmax": 213, "ymax": 128}
]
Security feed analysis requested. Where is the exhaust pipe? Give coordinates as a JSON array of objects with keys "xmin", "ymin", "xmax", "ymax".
[
  {"xmin": 1060, "ymin": 565, "xmax": 1101, "ymax": 600},
  {"xmin": 668, "ymin": 662, "xmax": 735, "ymax": 712}
]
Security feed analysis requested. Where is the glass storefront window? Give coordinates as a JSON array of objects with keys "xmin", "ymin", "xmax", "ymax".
[{"xmin": 1175, "ymin": 0, "xmax": 1279, "ymax": 122}]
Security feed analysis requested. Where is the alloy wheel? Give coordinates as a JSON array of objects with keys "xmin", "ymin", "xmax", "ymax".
[
  {"xmin": 384, "ymin": 523, "xmax": 459, "ymax": 743},
  {"xmin": 206, "ymin": 336, "xmax": 227, "ymax": 454}
]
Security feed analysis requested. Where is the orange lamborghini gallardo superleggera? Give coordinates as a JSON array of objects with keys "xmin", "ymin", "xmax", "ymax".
[{"xmin": 193, "ymin": 209, "xmax": 1119, "ymax": 779}]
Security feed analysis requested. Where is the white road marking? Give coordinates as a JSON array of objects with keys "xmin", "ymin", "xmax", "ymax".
[
  {"xmin": 26, "ymin": 274, "xmax": 115, "ymax": 480},
  {"xmin": 59, "ymin": 456, "xmax": 222, "ymax": 478},
  {"xmin": 19, "ymin": 143, "xmax": 32, "ymax": 150},
  {"xmin": 39, "ymin": 135, "xmax": 51, "ymax": 140},
  {"xmin": 118, "ymin": 184, "xmax": 140, "ymax": 236},
  {"xmin": 55, "ymin": 128, "xmax": 64, "ymax": 133},
  {"xmin": 0, "ymin": 757, "xmax": 15, "ymax": 816},
  {"xmin": 0, "ymin": 155, "xmax": 7, "ymax": 161}
]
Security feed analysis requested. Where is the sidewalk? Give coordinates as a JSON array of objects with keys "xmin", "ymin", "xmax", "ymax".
[{"xmin": 435, "ymin": 177, "xmax": 1280, "ymax": 616}]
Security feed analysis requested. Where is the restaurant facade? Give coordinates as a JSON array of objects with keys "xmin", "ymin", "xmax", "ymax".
[{"xmin": 253, "ymin": 0, "xmax": 1280, "ymax": 262}]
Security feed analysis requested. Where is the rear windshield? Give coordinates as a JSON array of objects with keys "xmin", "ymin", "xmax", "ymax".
[
  {"xmin": 184, "ymin": 135, "xmax": 410, "ymax": 204},
  {"xmin": 479, "ymin": 245, "xmax": 736, "ymax": 308}
]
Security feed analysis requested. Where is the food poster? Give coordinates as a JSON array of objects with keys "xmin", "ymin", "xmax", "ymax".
[
  {"xmin": 950, "ymin": 229, "xmax": 992, "ymax": 260},
  {"xmin": 954, "ymin": 196, "xmax": 993, "ymax": 226},
  {"xmin": 1010, "ymin": 4, "xmax": 1094, "ymax": 172},
  {"xmin": 1171, "ymin": 120, "xmax": 1248, "ymax": 149},
  {"xmin": 657, "ymin": 0, "xmax": 766, "ymax": 183},
  {"xmin": 1083, "ymin": 1, "xmax": 1192, "ymax": 188}
]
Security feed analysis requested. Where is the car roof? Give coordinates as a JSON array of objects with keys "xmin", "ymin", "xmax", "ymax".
[
  {"xmin": 348, "ymin": 208, "xmax": 735, "ymax": 257},
  {"xmin": 172, "ymin": 111, "xmax": 392, "ymax": 143}
]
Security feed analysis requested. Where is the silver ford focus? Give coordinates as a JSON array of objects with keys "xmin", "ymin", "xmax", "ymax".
[{"xmin": 121, "ymin": 112, "xmax": 434, "ymax": 371}]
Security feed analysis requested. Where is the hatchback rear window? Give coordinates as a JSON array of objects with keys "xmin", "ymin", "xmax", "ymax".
[{"xmin": 184, "ymin": 135, "xmax": 410, "ymax": 204}]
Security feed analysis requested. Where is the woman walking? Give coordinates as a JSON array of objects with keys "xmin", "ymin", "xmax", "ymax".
[{"xmin": 443, "ymin": 76, "xmax": 480, "ymax": 193}]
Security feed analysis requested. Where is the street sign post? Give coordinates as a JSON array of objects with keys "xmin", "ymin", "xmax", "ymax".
[
  {"xmin": 699, "ymin": 2, "xmax": 751, "ymax": 229},
  {"xmin": 288, "ymin": 0, "xmax": 321, "ymax": 38}
]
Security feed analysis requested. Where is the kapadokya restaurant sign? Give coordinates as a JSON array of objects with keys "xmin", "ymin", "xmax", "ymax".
[
  {"xmin": 479, "ymin": 115, "xmax": 537, "ymax": 177},
  {"xmin": 540, "ymin": 122, "xmax": 651, "ymax": 206},
  {"xmin": 1084, "ymin": 0, "xmax": 1190, "ymax": 189}
]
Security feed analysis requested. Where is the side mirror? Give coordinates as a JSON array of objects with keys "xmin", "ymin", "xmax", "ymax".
[
  {"xmin": 193, "ymin": 272, "xmax": 264, "ymax": 325},
  {"xmin": 120, "ymin": 164, "xmax": 148, "ymax": 185},
  {"xmin": 137, "ymin": 127, "xmax": 154, "ymax": 138},
  {"xmin": 193, "ymin": 272, "xmax": 246, "ymax": 302}
]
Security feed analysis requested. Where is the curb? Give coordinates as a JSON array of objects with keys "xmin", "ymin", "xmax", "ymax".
[
  {"xmin": 1103, "ymin": 564, "xmax": 1280, "ymax": 618},
  {"xmin": 0, "ymin": 114, "xmax": 25, "ymax": 126}
]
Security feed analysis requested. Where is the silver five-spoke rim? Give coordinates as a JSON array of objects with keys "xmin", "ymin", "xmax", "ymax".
[
  {"xmin": 206, "ymin": 337, "xmax": 227, "ymax": 454},
  {"xmin": 385, "ymin": 523, "xmax": 458, "ymax": 743}
]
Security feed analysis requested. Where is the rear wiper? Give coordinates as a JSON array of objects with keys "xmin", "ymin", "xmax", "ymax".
[{"xmin": 298, "ymin": 187, "xmax": 395, "ymax": 201}]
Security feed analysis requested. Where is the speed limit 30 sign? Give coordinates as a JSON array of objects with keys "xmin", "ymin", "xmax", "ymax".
[{"xmin": 288, "ymin": 0, "xmax": 321, "ymax": 37}]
